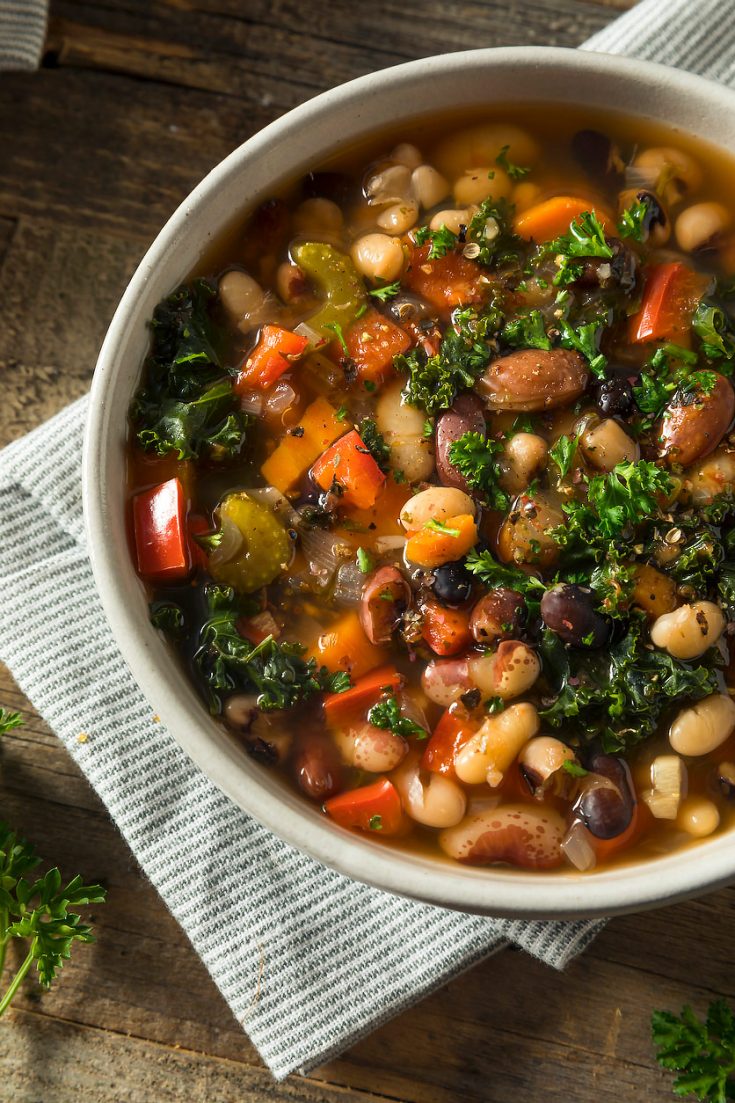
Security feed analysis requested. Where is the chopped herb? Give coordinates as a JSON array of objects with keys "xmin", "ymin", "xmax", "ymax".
[
  {"xmin": 325, "ymin": 321, "xmax": 349, "ymax": 355},
  {"xmin": 545, "ymin": 211, "xmax": 613, "ymax": 287},
  {"xmin": 447, "ymin": 431, "xmax": 509, "ymax": 510},
  {"xmin": 368, "ymin": 693, "xmax": 427, "ymax": 739},
  {"xmin": 549, "ymin": 434, "xmax": 579, "ymax": 479},
  {"xmin": 363, "ymin": 380, "xmax": 377, "ymax": 393},
  {"xmin": 369, "ymin": 281, "xmax": 401, "ymax": 301},
  {"xmin": 0, "ymin": 709, "xmax": 22, "ymax": 736},
  {"xmin": 423, "ymin": 419, "xmax": 434, "ymax": 439},
  {"xmin": 502, "ymin": 309, "xmax": 551, "ymax": 351},
  {"xmin": 336, "ymin": 405, "xmax": 349, "ymax": 422},
  {"xmin": 413, "ymin": 223, "xmax": 458, "ymax": 259},
  {"xmin": 496, "ymin": 144, "xmax": 530, "ymax": 180},
  {"xmin": 485, "ymin": 697, "xmax": 506, "ymax": 714},
  {"xmin": 652, "ymin": 999, "xmax": 735, "ymax": 1102},
  {"xmin": 555, "ymin": 460, "xmax": 674, "ymax": 545},
  {"xmin": 393, "ymin": 469, "xmax": 406, "ymax": 484},
  {"xmin": 465, "ymin": 547, "xmax": 546, "ymax": 598},
  {"xmin": 368, "ymin": 814, "xmax": 383, "ymax": 831},
  {"xmin": 558, "ymin": 315, "xmax": 608, "ymax": 378},
  {"xmin": 425, "ymin": 518, "xmax": 461, "ymax": 537},
  {"xmin": 354, "ymin": 303, "xmax": 369, "ymax": 319},
  {"xmin": 634, "ymin": 344, "xmax": 714, "ymax": 426},
  {"xmin": 562, "ymin": 760, "xmax": 588, "ymax": 777},
  {"xmin": 357, "ymin": 547, "xmax": 374, "ymax": 574},
  {"xmin": 465, "ymin": 197, "xmax": 522, "ymax": 268},
  {"xmin": 693, "ymin": 300, "xmax": 735, "ymax": 367},
  {"xmin": 617, "ymin": 195, "xmax": 652, "ymax": 242},
  {"xmin": 358, "ymin": 417, "xmax": 391, "ymax": 473}
]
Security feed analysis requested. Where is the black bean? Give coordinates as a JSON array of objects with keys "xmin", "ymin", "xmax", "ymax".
[
  {"xmin": 540, "ymin": 584, "xmax": 609, "ymax": 648},
  {"xmin": 432, "ymin": 561, "xmax": 473, "ymax": 606},
  {"xmin": 571, "ymin": 129, "xmax": 623, "ymax": 186},
  {"xmin": 576, "ymin": 754, "xmax": 635, "ymax": 840},
  {"xmin": 596, "ymin": 377, "xmax": 634, "ymax": 418}
]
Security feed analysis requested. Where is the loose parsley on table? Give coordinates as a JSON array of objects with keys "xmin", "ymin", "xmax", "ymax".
[{"xmin": 652, "ymin": 999, "xmax": 735, "ymax": 1102}]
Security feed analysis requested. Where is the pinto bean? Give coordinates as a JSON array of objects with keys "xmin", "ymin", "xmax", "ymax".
[
  {"xmin": 470, "ymin": 588, "xmax": 525, "ymax": 644},
  {"xmin": 439, "ymin": 804, "xmax": 565, "ymax": 868},
  {"xmin": 496, "ymin": 492, "xmax": 563, "ymax": 568},
  {"xmin": 336, "ymin": 720, "xmax": 408, "ymax": 772},
  {"xmin": 468, "ymin": 642, "xmax": 541, "ymax": 702},
  {"xmin": 657, "ymin": 374, "xmax": 735, "ymax": 467},
  {"xmin": 477, "ymin": 349, "xmax": 588, "ymax": 412},
  {"xmin": 421, "ymin": 656, "xmax": 471, "ymax": 707},
  {"xmin": 359, "ymin": 566, "xmax": 411, "ymax": 645},
  {"xmin": 575, "ymin": 754, "xmax": 635, "ymax": 840},
  {"xmin": 293, "ymin": 732, "xmax": 342, "ymax": 801},
  {"xmin": 435, "ymin": 394, "xmax": 487, "ymax": 491}
]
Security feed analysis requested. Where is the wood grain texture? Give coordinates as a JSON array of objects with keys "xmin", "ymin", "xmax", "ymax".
[{"xmin": 10, "ymin": 2, "xmax": 728, "ymax": 1102}]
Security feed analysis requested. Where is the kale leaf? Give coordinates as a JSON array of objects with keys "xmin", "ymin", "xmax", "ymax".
[{"xmin": 358, "ymin": 417, "xmax": 391, "ymax": 474}]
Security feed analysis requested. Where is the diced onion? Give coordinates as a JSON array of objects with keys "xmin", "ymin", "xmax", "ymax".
[
  {"xmin": 560, "ymin": 821, "xmax": 597, "ymax": 872},
  {"xmin": 294, "ymin": 320, "xmax": 323, "ymax": 344},
  {"xmin": 264, "ymin": 380, "xmax": 297, "ymax": 419},
  {"xmin": 333, "ymin": 562, "xmax": 364, "ymax": 607},
  {"xmin": 208, "ymin": 515, "xmax": 244, "ymax": 568},
  {"xmin": 301, "ymin": 527, "xmax": 352, "ymax": 585},
  {"xmin": 247, "ymin": 610, "xmax": 281, "ymax": 640},
  {"xmin": 375, "ymin": 535, "xmax": 407, "ymax": 555},
  {"xmin": 239, "ymin": 390, "xmax": 264, "ymax": 416},
  {"xmin": 243, "ymin": 487, "xmax": 299, "ymax": 527}
]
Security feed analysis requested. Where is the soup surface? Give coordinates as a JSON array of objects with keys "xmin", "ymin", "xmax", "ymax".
[{"xmin": 127, "ymin": 106, "xmax": 735, "ymax": 874}]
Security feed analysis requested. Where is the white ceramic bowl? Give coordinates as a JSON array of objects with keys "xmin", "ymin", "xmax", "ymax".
[{"xmin": 84, "ymin": 46, "xmax": 735, "ymax": 918}]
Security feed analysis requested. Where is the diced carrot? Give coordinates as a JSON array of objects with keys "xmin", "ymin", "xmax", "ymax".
[
  {"xmin": 324, "ymin": 778, "xmax": 404, "ymax": 835},
  {"xmin": 421, "ymin": 708, "xmax": 479, "ymax": 778},
  {"xmin": 338, "ymin": 477, "xmax": 413, "ymax": 541},
  {"xmin": 235, "ymin": 324, "xmax": 309, "ymax": 391},
  {"xmin": 403, "ymin": 244, "xmax": 486, "ymax": 313},
  {"xmin": 513, "ymin": 195, "xmax": 615, "ymax": 241},
  {"xmin": 311, "ymin": 429, "xmax": 386, "ymax": 510},
  {"xmin": 343, "ymin": 309, "xmax": 411, "ymax": 385},
  {"xmin": 628, "ymin": 262, "xmax": 709, "ymax": 346},
  {"xmin": 421, "ymin": 601, "xmax": 473, "ymax": 657},
  {"xmin": 261, "ymin": 396, "xmax": 345, "ymax": 493},
  {"xmin": 133, "ymin": 477, "xmax": 191, "ymax": 583},
  {"xmin": 405, "ymin": 514, "xmax": 478, "ymax": 569},
  {"xmin": 308, "ymin": 610, "xmax": 387, "ymax": 680},
  {"xmin": 323, "ymin": 665, "xmax": 403, "ymax": 724}
]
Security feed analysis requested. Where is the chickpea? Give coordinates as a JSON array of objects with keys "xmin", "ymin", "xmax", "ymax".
[
  {"xmin": 684, "ymin": 448, "xmax": 735, "ymax": 507},
  {"xmin": 469, "ymin": 642, "xmax": 541, "ymax": 702},
  {"xmin": 669, "ymin": 693, "xmax": 735, "ymax": 756},
  {"xmin": 633, "ymin": 146, "xmax": 702, "ymax": 203},
  {"xmin": 677, "ymin": 796, "xmax": 720, "ymax": 838},
  {"xmin": 499, "ymin": 432, "xmax": 549, "ymax": 494},
  {"xmin": 454, "ymin": 702, "xmax": 540, "ymax": 787},
  {"xmin": 391, "ymin": 757, "xmax": 467, "ymax": 828},
  {"xmin": 377, "ymin": 199, "xmax": 419, "ymax": 234},
  {"xmin": 579, "ymin": 417, "xmax": 640, "ymax": 472},
  {"xmin": 675, "ymin": 201, "xmax": 731, "ymax": 252},
  {"xmin": 428, "ymin": 206, "xmax": 475, "ymax": 235},
  {"xmin": 218, "ymin": 269, "xmax": 268, "ymax": 328},
  {"xmin": 433, "ymin": 123, "xmax": 539, "ymax": 179},
  {"xmin": 512, "ymin": 181, "xmax": 542, "ymax": 213},
  {"xmin": 351, "ymin": 233, "xmax": 405, "ymax": 283},
  {"xmin": 453, "ymin": 165, "xmax": 511, "ymax": 206},
  {"xmin": 390, "ymin": 142, "xmax": 423, "ymax": 170},
  {"xmin": 365, "ymin": 164, "xmax": 413, "ymax": 205},
  {"xmin": 375, "ymin": 379, "xmax": 435, "ymax": 481},
  {"xmin": 650, "ymin": 600, "xmax": 725, "ymax": 660},
  {"xmin": 411, "ymin": 164, "xmax": 449, "ymax": 210},
  {"xmin": 292, "ymin": 197, "xmax": 343, "ymax": 234},
  {"xmin": 400, "ymin": 486, "xmax": 475, "ymax": 532}
]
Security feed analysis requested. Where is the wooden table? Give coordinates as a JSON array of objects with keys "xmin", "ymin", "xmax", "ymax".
[{"xmin": 2, "ymin": 2, "xmax": 732, "ymax": 1099}]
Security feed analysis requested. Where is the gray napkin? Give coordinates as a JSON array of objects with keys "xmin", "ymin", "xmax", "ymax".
[
  {"xmin": 0, "ymin": 0, "xmax": 727, "ymax": 1080},
  {"xmin": 0, "ymin": 0, "xmax": 46, "ymax": 69}
]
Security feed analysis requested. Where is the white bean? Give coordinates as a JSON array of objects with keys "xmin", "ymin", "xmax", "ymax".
[
  {"xmin": 455, "ymin": 703, "xmax": 539, "ymax": 787},
  {"xmin": 411, "ymin": 164, "xmax": 449, "ymax": 210},
  {"xmin": 669, "ymin": 693, "xmax": 735, "ymax": 756},
  {"xmin": 633, "ymin": 146, "xmax": 702, "ymax": 202},
  {"xmin": 292, "ymin": 197, "xmax": 343, "ymax": 233},
  {"xmin": 428, "ymin": 207, "xmax": 475, "ymax": 235},
  {"xmin": 580, "ymin": 418, "xmax": 640, "ymax": 472},
  {"xmin": 351, "ymin": 233, "xmax": 405, "ymax": 282},
  {"xmin": 218, "ymin": 270, "xmax": 267, "ymax": 326},
  {"xmin": 391, "ymin": 757, "xmax": 466, "ymax": 827},
  {"xmin": 453, "ymin": 166, "xmax": 511, "ymax": 206},
  {"xmin": 377, "ymin": 199, "xmax": 419, "ymax": 234},
  {"xmin": 499, "ymin": 433, "xmax": 549, "ymax": 494},
  {"xmin": 400, "ymin": 486, "xmax": 475, "ymax": 532},
  {"xmin": 676, "ymin": 201, "xmax": 731, "ymax": 252},
  {"xmin": 677, "ymin": 796, "xmax": 720, "ymax": 837},
  {"xmin": 469, "ymin": 642, "xmax": 541, "ymax": 702},
  {"xmin": 390, "ymin": 143, "xmax": 423, "ymax": 170},
  {"xmin": 650, "ymin": 601, "xmax": 725, "ymax": 660},
  {"xmin": 421, "ymin": 660, "xmax": 471, "ymax": 707},
  {"xmin": 375, "ymin": 379, "xmax": 435, "ymax": 481}
]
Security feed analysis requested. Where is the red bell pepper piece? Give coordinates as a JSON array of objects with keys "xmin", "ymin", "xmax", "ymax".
[
  {"xmin": 629, "ymin": 262, "xmax": 709, "ymax": 346},
  {"xmin": 421, "ymin": 602, "xmax": 473, "ymax": 657},
  {"xmin": 324, "ymin": 778, "xmax": 404, "ymax": 835},
  {"xmin": 235, "ymin": 324, "xmax": 309, "ymax": 391},
  {"xmin": 403, "ymin": 244, "xmax": 486, "ymax": 313},
  {"xmin": 133, "ymin": 477, "xmax": 190, "ymax": 583},
  {"xmin": 343, "ymin": 308, "xmax": 411, "ymax": 385},
  {"xmin": 311, "ymin": 429, "xmax": 386, "ymax": 510},
  {"xmin": 323, "ymin": 664, "xmax": 402, "ymax": 724},
  {"xmin": 421, "ymin": 707, "xmax": 479, "ymax": 778}
]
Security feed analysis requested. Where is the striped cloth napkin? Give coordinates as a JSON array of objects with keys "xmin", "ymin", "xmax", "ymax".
[
  {"xmin": 0, "ymin": 0, "xmax": 46, "ymax": 68},
  {"xmin": 0, "ymin": 0, "xmax": 730, "ymax": 1080}
]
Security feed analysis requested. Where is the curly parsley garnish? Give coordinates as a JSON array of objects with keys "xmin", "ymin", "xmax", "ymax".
[
  {"xmin": 447, "ymin": 431, "xmax": 509, "ymax": 510},
  {"xmin": 368, "ymin": 694, "xmax": 427, "ymax": 739}
]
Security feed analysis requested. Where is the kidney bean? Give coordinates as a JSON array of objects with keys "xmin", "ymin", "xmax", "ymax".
[
  {"xmin": 293, "ymin": 733, "xmax": 343, "ymax": 801},
  {"xmin": 435, "ymin": 394, "xmax": 487, "ymax": 491},
  {"xmin": 477, "ymin": 348, "xmax": 588, "ymax": 412},
  {"xmin": 439, "ymin": 804, "xmax": 566, "ymax": 868},
  {"xmin": 575, "ymin": 754, "xmax": 635, "ymax": 840},
  {"xmin": 470, "ymin": 588, "xmax": 525, "ymax": 644},
  {"xmin": 540, "ymin": 583, "xmax": 610, "ymax": 648},
  {"xmin": 359, "ymin": 566, "xmax": 412, "ymax": 645},
  {"xmin": 657, "ymin": 373, "xmax": 735, "ymax": 468}
]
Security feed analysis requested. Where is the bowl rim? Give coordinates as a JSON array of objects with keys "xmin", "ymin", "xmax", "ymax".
[{"xmin": 84, "ymin": 44, "xmax": 735, "ymax": 918}]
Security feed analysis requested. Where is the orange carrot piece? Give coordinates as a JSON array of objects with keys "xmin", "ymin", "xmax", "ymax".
[
  {"xmin": 403, "ymin": 244, "xmax": 486, "ymax": 313},
  {"xmin": 311, "ymin": 429, "xmax": 386, "ymax": 510},
  {"xmin": 513, "ymin": 195, "xmax": 614, "ymax": 242},
  {"xmin": 308, "ymin": 610, "xmax": 387, "ymax": 680},
  {"xmin": 324, "ymin": 778, "xmax": 404, "ymax": 836},
  {"xmin": 343, "ymin": 308, "xmax": 411, "ymax": 384},
  {"xmin": 235, "ymin": 324, "xmax": 308, "ymax": 391},
  {"xmin": 260, "ymin": 396, "xmax": 345, "ymax": 493},
  {"xmin": 323, "ymin": 665, "xmax": 403, "ymax": 723},
  {"xmin": 421, "ymin": 601, "xmax": 473, "ymax": 657},
  {"xmin": 405, "ymin": 514, "xmax": 478, "ymax": 569}
]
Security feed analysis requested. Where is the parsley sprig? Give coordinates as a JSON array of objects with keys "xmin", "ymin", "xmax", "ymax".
[
  {"xmin": 368, "ymin": 694, "xmax": 427, "ymax": 739},
  {"xmin": 652, "ymin": 1000, "xmax": 735, "ymax": 1102},
  {"xmin": 546, "ymin": 210, "xmax": 614, "ymax": 287},
  {"xmin": 555, "ymin": 460, "xmax": 674, "ymax": 545},
  {"xmin": 447, "ymin": 432, "xmax": 509, "ymax": 510}
]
